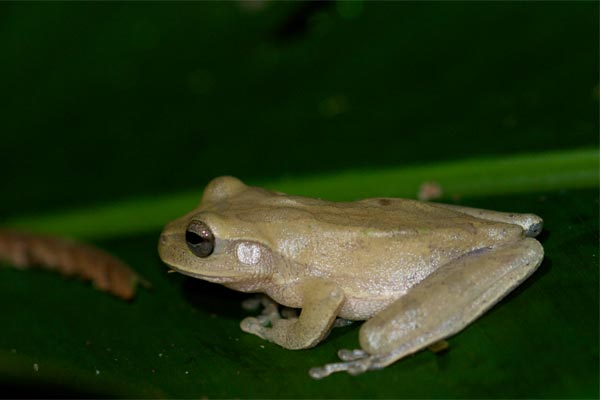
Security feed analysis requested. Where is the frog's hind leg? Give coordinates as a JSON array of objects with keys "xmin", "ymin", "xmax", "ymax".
[
  {"xmin": 431, "ymin": 203, "xmax": 543, "ymax": 237},
  {"xmin": 309, "ymin": 237, "xmax": 543, "ymax": 379}
]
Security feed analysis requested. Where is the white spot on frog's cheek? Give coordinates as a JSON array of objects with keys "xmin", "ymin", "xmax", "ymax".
[{"xmin": 236, "ymin": 243, "xmax": 261, "ymax": 265}]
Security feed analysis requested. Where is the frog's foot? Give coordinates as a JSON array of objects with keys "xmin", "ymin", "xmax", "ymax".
[
  {"xmin": 240, "ymin": 294, "xmax": 299, "ymax": 340},
  {"xmin": 240, "ymin": 295, "xmax": 264, "ymax": 311},
  {"xmin": 309, "ymin": 340, "xmax": 450, "ymax": 379},
  {"xmin": 241, "ymin": 316, "xmax": 274, "ymax": 340},
  {"xmin": 333, "ymin": 318, "xmax": 354, "ymax": 328},
  {"xmin": 309, "ymin": 349, "xmax": 386, "ymax": 379},
  {"xmin": 242, "ymin": 294, "xmax": 298, "ymax": 321},
  {"xmin": 242, "ymin": 294, "xmax": 281, "ymax": 325}
]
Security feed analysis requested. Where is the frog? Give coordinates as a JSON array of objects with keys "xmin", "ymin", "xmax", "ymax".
[{"xmin": 158, "ymin": 176, "xmax": 544, "ymax": 379}]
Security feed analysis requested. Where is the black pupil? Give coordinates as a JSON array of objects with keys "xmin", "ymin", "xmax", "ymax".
[
  {"xmin": 185, "ymin": 230, "xmax": 203, "ymax": 245},
  {"xmin": 185, "ymin": 221, "xmax": 214, "ymax": 258}
]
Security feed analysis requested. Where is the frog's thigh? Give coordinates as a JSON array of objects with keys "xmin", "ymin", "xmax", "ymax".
[
  {"xmin": 241, "ymin": 279, "xmax": 344, "ymax": 350},
  {"xmin": 433, "ymin": 203, "xmax": 543, "ymax": 237},
  {"xmin": 359, "ymin": 237, "xmax": 543, "ymax": 364}
]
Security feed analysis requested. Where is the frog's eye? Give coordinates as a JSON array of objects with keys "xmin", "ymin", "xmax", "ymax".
[{"xmin": 185, "ymin": 221, "xmax": 214, "ymax": 258}]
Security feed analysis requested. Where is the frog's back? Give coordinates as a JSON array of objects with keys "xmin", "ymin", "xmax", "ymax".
[
  {"xmin": 246, "ymin": 194, "xmax": 523, "ymax": 319},
  {"xmin": 239, "ymin": 193, "xmax": 523, "ymax": 271},
  {"xmin": 310, "ymin": 196, "xmax": 481, "ymax": 231},
  {"xmin": 256, "ymin": 194, "xmax": 517, "ymax": 237}
]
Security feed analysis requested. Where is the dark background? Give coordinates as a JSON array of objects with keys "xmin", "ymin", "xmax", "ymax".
[
  {"xmin": 0, "ymin": 2, "xmax": 598, "ymax": 398},
  {"xmin": 1, "ymin": 2, "xmax": 597, "ymax": 216}
]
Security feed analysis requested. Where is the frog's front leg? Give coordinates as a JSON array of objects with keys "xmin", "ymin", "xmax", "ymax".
[
  {"xmin": 310, "ymin": 237, "xmax": 543, "ymax": 379},
  {"xmin": 241, "ymin": 279, "xmax": 345, "ymax": 350}
]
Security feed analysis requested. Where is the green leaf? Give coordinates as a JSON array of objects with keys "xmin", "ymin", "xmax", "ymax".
[
  {"xmin": 5, "ymin": 148, "xmax": 598, "ymax": 241},
  {"xmin": 1, "ymin": 167, "xmax": 598, "ymax": 398}
]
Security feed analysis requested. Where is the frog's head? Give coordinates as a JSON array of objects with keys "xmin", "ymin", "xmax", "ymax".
[{"xmin": 158, "ymin": 176, "xmax": 276, "ymax": 289}]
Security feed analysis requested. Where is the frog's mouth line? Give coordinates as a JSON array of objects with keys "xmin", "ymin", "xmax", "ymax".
[{"xmin": 164, "ymin": 263, "xmax": 239, "ymax": 284}]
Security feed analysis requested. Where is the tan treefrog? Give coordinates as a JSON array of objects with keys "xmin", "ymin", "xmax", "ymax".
[{"xmin": 158, "ymin": 176, "xmax": 544, "ymax": 378}]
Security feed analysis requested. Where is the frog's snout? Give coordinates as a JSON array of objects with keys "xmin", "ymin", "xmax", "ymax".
[
  {"xmin": 157, "ymin": 229, "xmax": 179, "ymax": 264},
  {"xmin": 159, "ymin": 233, "xmax": 169, "ymax": 245},
  {"xmin": 157, "ymin": 234, "xmax": 169, "ymax": 261},
  {"xmin": 158, "ymin": 230, "xmax": 173, "ymax": 252}
]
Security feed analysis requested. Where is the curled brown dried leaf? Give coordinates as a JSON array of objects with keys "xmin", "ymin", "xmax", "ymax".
[{"xmin": 0, "ymin": 229, "xmax": 146, "ymax": 300}]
